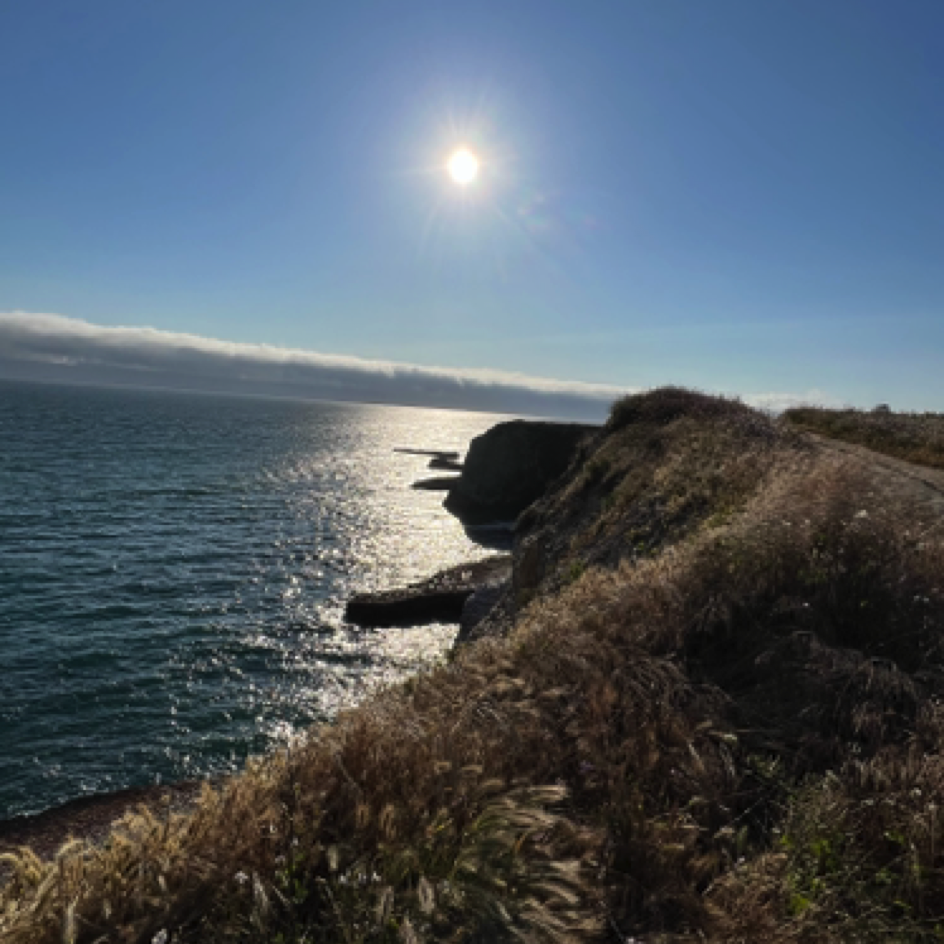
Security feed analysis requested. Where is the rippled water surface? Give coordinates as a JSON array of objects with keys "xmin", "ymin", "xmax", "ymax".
[{"xmin": 0, "ymin": 380, "xmax": 506, "ymax": 818}]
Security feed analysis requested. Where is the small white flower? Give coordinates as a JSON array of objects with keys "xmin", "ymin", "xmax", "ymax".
[{"xmin": 152, "ymin": 931, "xmax": 169, "ymax": 944}]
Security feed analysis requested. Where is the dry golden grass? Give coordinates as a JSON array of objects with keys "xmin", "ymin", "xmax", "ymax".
[
  {"xmin": 515, "ymin": 387, "xmax": 795, "ymax": 601},
  {"xmin": 785, "ymin": 405, "xmax": 944, "ymax": 471},
  {"xmin": 4, "ymin": 388, "xmax": 944, "ymax": 943}
]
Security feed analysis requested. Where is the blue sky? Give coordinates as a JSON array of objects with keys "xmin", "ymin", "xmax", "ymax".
[{"xmin": 2, "ymin": 0, "xmax": 943, "ymax": 412}]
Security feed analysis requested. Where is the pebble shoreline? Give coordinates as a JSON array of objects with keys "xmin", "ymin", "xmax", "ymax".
[{"xmin": 0, "ymin": 780, "xmax": 205, "ymax": 875}]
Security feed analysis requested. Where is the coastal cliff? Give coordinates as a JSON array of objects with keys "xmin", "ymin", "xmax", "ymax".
[
  {"xmin": 348, "ymin": 419, "xmax": 596, "ymax": 631},
  {"xmin": 443, "ymin": 419, "xmax": 597, "ymax": 525},
  {"xmin": 344, "ymin": 420, "xmax": 601, "ymax": 642},
  {"xmin": 6, "ymin": 388, "xmax": 944, "ymax": 944}
]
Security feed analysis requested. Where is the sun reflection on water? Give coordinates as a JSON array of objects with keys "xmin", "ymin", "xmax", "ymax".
[{"xmin": 0, "ymin": 387, "xmax": 515, "ymax": 816}]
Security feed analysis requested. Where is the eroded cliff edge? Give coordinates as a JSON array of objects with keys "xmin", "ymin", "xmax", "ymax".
[
  {"xmin": 443, "ymin": 419, "xmax": 599, "ymax": 525},
  {"xmin": 345, "ymin": 419, "xmax": 598, "ymax": 630}
]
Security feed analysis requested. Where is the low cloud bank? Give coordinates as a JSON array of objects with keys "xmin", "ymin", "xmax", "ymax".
[
  {"xmin": 0, "ymin": 312, "xmax": 835, "ymax": 419},
  {"xmin": 744, "ymin": 389, "xmax": 845, "ymax": 413},
  {"xmin": 0, "ymin": 312, "xmax": 628, "ymax": 419}
]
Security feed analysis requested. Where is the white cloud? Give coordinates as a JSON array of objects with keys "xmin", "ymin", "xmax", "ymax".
[
  {"xmin": 0, "ymin": 312, "xmax": 628, "ymax": 419},
  {"xmin": 742, "ymin": 389, "xmax": 847, "ymax": 413},
  {"xmin": 0, "ymin": 311, "xmax": 841, "ymax": 419}
]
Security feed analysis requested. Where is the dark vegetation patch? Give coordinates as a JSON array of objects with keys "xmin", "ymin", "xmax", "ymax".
[
  {"xmin": 5, "ymin": 388, "xmax": 944, "ymax": 943},
  {"xmin": 607, "ymin": 386, "xmax": 761, "ymax": 432},
  {"xmin": 785, "ymin": 405, "xmax": 944, "ymax": 471}
]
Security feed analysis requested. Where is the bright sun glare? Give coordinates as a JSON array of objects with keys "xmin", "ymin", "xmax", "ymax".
[{"xmin": 447, "ymin": 148, "xmax": 480, "ymax": 186}]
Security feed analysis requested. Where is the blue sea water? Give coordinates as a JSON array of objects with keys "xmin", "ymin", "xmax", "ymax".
[{"xmin": 0, "ymin": 380, "xmax": 505, "ymax": 819}]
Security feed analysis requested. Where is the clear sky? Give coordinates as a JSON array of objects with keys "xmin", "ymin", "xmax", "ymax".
[{"xmin": 2, "ymin": 0, "xmax": 943, "ymax": 413}]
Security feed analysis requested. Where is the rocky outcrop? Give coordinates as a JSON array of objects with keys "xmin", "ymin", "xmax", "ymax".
[
  {"xmin": 411, "ymin": 476, "xmax": 460, "ymax": 491},
  {"xmin": 345, "ymin": 556, "xmax": 511, "ymax": 627},
  {"xmin": 444, "ymin": 421, "xmax": 599, "ymax": 526},
  {"xmin": 394, "ymin": 448, "xmax": 460, "ymax": 460},
  {"xmin": 348, "ymin": 421, "xmax": 595, "ymax": 633},
  {"xmin": 428, "ymin": 457, "xmax": 463, "ymax": 471}
]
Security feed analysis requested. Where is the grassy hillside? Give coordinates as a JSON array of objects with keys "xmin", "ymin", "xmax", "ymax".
[
  {"xmin": 784, "ymin": 405, "xmax": 944, "ymax": 471},
  {"xmin": 4, "ymin": 389, "xmax": 944, "ymax": 943}
]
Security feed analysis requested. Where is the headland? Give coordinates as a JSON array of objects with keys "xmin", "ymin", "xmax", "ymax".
[{"xmin": 5, "ymin": 388, "xmax": 944, "ymax": 943}]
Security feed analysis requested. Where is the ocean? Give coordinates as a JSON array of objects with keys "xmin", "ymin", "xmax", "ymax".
[{"xmin": 0, "ymin": 380, "xmax": 506, "ymax": 819}]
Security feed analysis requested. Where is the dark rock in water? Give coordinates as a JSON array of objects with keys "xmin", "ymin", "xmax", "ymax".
[
  {"xmin": 345, "ymin": 556, "xmax": 511, "ymax": 627},
  {"xmin": 412, "ymin": 476, "xmax": 461, "ymax": 491},
  {"xmin": 464, "ymin": 522, "xmax": 515, "ymax": 552},
  {"xmin": 394, "ymin": 448, "xmax": 461, "ymax": 460},
  {"xmin": 444, "ymin": 420, "xmax": 599, "ymax": 525},
  {"xmin": 346, "ymin": 588, "xmax": 471, "ymax": 625},
  {"xmin": 429, "ymin": 456, "xmax": 463, "ymax": 471}
]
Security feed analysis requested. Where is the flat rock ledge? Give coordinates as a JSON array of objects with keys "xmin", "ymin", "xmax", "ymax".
[
  {"xmin": 393, "ymin": 448, "xmax": 460, "ymax": 460},
  {"xmin": 411, "ymin": 475, "xmax": 461, "ymax": 491},
  {"xmin": 345, "ymin": 555, "xmax": 511, "ymax": 627},
  {"xmin": 428, "ymin": 456, "xmax": 463, "ymax": 471}
]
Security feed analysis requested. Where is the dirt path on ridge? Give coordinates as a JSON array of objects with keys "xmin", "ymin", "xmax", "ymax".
[{"xmin": 803, "ymin": 431, "xmax": 944, "ymax": 524}]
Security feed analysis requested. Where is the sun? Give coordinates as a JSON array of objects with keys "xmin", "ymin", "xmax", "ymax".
[{"xmin": 447, "ymin": 148, "xmax": 480, "ymax": 186}]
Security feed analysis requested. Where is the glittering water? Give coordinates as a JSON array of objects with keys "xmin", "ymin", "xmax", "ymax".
[{"xmin": 0, "ymin": 380, "xmax": 505, "ymax": 818}]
